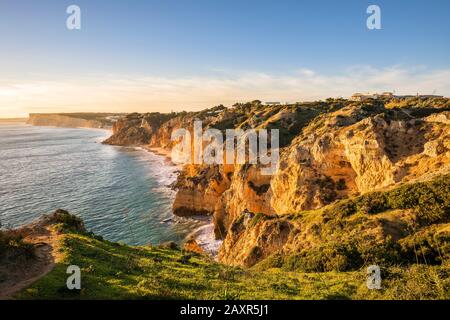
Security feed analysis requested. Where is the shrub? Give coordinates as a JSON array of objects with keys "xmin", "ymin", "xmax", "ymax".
[
  {"xmin": 399, "ymin": 226, "xmax": 450, "ymax": 264},
  {"xmin": 0, "ymin": 230, "xmax": 35, "ymax": 260},
  {"xmin": 336, "ymin": 178, "xmax": 347, "ymax": 190},
  {"xmin": 325, "ymin": 174, "xmax": 449, "ymax": 224},
  {"xmin": 282, "ymin": 242, "xmax": 363, "ymax": 272},
  {"xmin": 49, "ymin": 209, "xmax": 86, "ymax": 233},
  {"xmin": 328, "ymin": 199, "xmax": 356, "ymax": 218},
  {"xmin": 357, "ymin": 236, "xmax": 402, "ymax": 266},
  {"xmin": 386, "ymin": 176, "xmax": 449, "ymax": 224},
  {"xmin": 253, "ymin": 253, "xmax": 284, "ymax": 270},
  {"xmin": 355, "ymin": 192, "xmax": 388, "ymax": 215}
]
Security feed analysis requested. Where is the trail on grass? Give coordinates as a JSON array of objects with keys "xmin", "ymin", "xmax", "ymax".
[{"xmin": 0, "ymin": 222, "xmax": 61, "ymax": 299}]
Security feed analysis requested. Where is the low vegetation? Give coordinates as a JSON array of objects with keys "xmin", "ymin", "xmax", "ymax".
[
  {"xmin": 15, "ymin": 229, "xmax": 361, "ymax": 299},
  {"xmin": 14, "ymin": 223, "xmax": 449, "ymax": 300},
  {"xmin": 0, "ymin": 229, "xmax": 35, "ymax": 262},
  {"xmin": 327, "ymin": 174, "xmax": 450, "ymax": 224},
  {"xmin": 249, "ymin": 175, "xmax": 449, "ymax": 279}
]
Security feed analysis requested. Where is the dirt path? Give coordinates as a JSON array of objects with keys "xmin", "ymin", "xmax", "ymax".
[{"xmin": 0, "ymin": 223, "xmax": 61, "ymax": 299}]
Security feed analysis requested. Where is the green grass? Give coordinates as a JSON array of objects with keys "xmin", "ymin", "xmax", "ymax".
[
  {"xmin": 14, "ymin": 232, "xmax": 357, "ymax": 299},
  {"xmin": 15, "ymin": 229, "xmax": 449, "ymax": 300}
]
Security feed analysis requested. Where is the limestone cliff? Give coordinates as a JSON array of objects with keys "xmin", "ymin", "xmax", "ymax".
[
  {"xmin": 102, "ymin": 97, "xmax": 450, "ymax": 267},
  {"xmin": 27, "ymin": 113, "xmax": 119, "ymax": 129},
  {"xmin": 218, "ymin": 174, "xmax": 450, "ymax": 268},
  {"xmin": 270, "ymin": 104, "xmax": 450, "ymax": 214}
]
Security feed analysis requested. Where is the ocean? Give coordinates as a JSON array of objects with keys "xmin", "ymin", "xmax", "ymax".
[{"xmin": 0, "ymin": 122, "xmax": 220, "ymax": 252}]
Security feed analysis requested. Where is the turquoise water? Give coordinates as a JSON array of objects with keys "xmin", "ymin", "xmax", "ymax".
[{"xmin": 0, "ymin": 123, "xmax": 208, "ymax": 246}]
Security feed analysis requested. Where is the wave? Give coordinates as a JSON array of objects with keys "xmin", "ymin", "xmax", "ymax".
[
  {"xmin": 134, "ymin": 147, "xmax": 178, "ymax": 187},
  {"xmin": 138, "ymin": 146, "xmax": 222, "ymax": 256},
  {"xmin": 188, "ymin": 222, "xmax": 223, "ymax": 258}
]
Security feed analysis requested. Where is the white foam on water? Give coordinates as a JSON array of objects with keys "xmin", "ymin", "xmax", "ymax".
[
  {"xmin": 135, "ymin": 147, "xmax": 178, "ymax": 187},
  {"xmin": 188, "ymin": 222, "xmax": 223, "ymax": 258},
  {"xmin": 138, "ymin": 147, "xmax": 222, "ymax": 256}
]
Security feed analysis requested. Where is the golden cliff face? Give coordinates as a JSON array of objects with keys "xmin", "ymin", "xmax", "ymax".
[
  {"xmin": 213, "ymin": 164, "xmax": 273, "ymax": 238},
  {"xmin": 102, "ymin": 98, "xmax": 450, "ymax": 267},
  {"xmin": 271, "ymin": 106, "xmax": 450, "ymax": 215},
  {"xmin": 218, "ymin": 174, "xmax": 450, "ymax": 268},
  {"xmin": 172, "ymin": 164, "xmax": 232, "ymax": 216},
  {"xmin": 219, "ymin": 106, "xmax": 450, "ymax": 265}
]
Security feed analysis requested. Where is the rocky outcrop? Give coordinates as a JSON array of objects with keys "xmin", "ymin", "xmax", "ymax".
[
  {"xmin": 213, "ymin": 164, "xmax": 273, "ymax": 238},
  {"xmin": 173, "ymin": 164, "xmax": 232, "ymax": 217},
  {"xmin": 219, "ymin": 104, "xmax": 450, "ymax": 265},
  {"xmin": 103, "ymin": 115, "xmax": 150, "ymax": 145}
]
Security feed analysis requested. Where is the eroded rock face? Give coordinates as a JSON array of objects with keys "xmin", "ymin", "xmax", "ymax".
[
  {"xmin": 172, "ymin": 164, "xmax": 232, "ymax": 217},
  {"xmin": 219, "ymin": 105, "xmax": 450, "ymax": 265},
  {"xmin": 103, "ymin": 115, "xmax": 150, "ymax": 146},
  {"xmin": 270, "ymin": 107, "xmax": 450, "ymax": 215},
  {"xmin": 218, "ymin": 214, "xmax": 293, "ymax": 267},
  {"xmin": 101, "ymin": 99, "xmax": 450, "ymax": 267},
  {"xmin": 213, "ymin": 164, "xmax": 273, "ymax": 239}
]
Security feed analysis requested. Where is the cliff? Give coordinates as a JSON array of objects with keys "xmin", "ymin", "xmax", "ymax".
[
  {"xmin": 102, "ymin": 97, "xmax": 450, "ymax": 268},
  {"xmin": 219, "ymin": 174, "xmax": 450, "ymax": 267},
  {"xmin": 27, "ymin": 113, "xmax": 121, "ymax": 129}
]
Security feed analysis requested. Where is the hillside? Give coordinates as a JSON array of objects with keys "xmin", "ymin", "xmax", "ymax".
[{"xmin": 1, "ymin": 210, "xmax": 448, "ymax": 299}]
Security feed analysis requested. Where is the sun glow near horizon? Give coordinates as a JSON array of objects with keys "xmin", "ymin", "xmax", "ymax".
[{"xmin": 1, "ymin": 65, "xmax": 449, "ymax": 118}]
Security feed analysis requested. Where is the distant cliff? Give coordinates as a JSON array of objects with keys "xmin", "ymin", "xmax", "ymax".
[{"xmin": 27, "ymin": 113, "xmax": 121, "ymax": 129}]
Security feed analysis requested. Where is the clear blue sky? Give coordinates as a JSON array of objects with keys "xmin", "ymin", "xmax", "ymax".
[{"xmin": 0, "ymin": 0, "xmax": 449, "ymax": 116}]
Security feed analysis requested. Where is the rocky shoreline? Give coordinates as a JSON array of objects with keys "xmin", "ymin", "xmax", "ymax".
[{"xmin": 28, "ymin": 97, "xmax": 450, "ymax": 268}]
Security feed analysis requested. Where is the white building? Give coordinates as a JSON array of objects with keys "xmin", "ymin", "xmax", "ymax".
[{"xmin": 350, "ymin": 92, "xmax": 394, "ymax": 101}]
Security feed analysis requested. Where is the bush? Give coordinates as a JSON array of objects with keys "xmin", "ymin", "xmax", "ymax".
[
  {"xmin": 355, "ymin": 192, "xmax": 389, "ymax": 215},
  {"xmin": 329, "ymin": 199, "xmax": 356, "ymax": 218},
  {"xmin": 387, "ymin": 176, "xmax": 449, "ymax": 224},
  {"xmin": 282, "ymin": 242, "xmax": 363, "ymax": 272},
  {"xmin": 357, "ymin": 236, "xmax": 402, "ymax": 266},
  {"xmin": 0, "ymin": 230, "xmax": 35, "ymax": 260},
  {"xmin": 49, "ymin": 209, "xmax": 85, "ymax": 233},
  {"xmin": 399, "ymin": 226, "xmax": 450, "ymax": 264},
  {"xmin": 326, "ymin": 174, "xmax": 449, "ymax": 224}
]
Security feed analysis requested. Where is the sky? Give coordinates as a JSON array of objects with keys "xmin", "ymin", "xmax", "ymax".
[{"xmin": 0, "ymin": 0, "xmax": 449, "ymax": 117}]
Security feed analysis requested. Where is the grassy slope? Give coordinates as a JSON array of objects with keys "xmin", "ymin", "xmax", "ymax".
[
  {"xmin": 16, "ymin": 230, "xmax": 359, "ymax": 299},
  {"xmin": 16, "ymin": 227, "xmax": 449, "ymax": 300}
]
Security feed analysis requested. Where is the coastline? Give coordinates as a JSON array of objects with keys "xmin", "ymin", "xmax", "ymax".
[
  {"xmin": 145, "ymin": 146, "xmax": 174, "ymax": 164},
  {"xmin": 20, "ymin": 122, "xmax": 221, "ymax": 257},
  {"xmin": 2, "ymin": 123, "xmax": 199, "ymax": 247},
  {"xmin": 0, "ymin": 118, "xmax": 28, "ymax": 124},
  {"xmin": 138, "ymin": 145, "xmax": 223, "ymax": 256}
]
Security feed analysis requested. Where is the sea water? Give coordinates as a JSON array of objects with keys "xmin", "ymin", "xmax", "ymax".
[{"xmin": 0, "ymin": 122, "xmax": 220, "ymax": 251}]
